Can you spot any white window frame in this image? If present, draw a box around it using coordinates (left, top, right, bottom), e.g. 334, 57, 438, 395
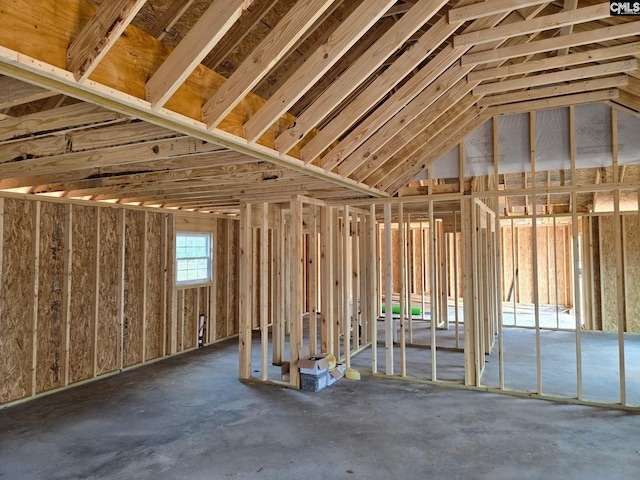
176, 232, 212, 286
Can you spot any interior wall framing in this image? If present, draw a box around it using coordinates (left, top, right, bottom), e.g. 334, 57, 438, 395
237, 196, 378, 388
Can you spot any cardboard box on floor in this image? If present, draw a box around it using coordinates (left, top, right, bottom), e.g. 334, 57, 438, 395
327, 365, 346, 386
298, 346, 330, 375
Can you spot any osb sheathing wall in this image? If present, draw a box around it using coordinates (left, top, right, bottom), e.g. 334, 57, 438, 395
0, 196, 239, 405
500, 225, 572, 307
175, 214, 239, 343
583, 214, 640, 334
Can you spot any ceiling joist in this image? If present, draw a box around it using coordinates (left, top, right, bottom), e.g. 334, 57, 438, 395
462, 20, 640, 66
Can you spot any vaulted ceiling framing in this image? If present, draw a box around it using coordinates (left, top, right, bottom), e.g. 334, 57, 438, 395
0, 0, 638, 212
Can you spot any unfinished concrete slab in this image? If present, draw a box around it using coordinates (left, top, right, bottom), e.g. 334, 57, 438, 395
2, 339, 639, 480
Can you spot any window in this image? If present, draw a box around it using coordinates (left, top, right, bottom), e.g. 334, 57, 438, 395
176, 233, 212, 285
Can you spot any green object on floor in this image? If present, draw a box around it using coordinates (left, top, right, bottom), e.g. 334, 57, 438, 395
381, 305, 422, 315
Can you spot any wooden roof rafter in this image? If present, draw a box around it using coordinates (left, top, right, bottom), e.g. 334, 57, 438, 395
273, 0, 451, 156
202, 0, 340, 128
242, 0, 396, 143
461, 20, 640, 66
146, 0, 255, 110
328, 3, 550, 180
67, 0, 148, 81
0, 0, 639, 207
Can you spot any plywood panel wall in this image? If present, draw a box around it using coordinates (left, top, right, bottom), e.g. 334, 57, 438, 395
183, 288, 197, 350
165, 215, 176, 354
0, 196, 240, 406
97, 208, 121, 375
0, 199, 35, 403
123, 210, 144, 368
599, 215, 618, 332
145, 212, 164, 361
517, 227, 534, 305
624, 215, 640, 333
35, 202, 67, 394
68, 205, 97, 384
536, 225, 550, 305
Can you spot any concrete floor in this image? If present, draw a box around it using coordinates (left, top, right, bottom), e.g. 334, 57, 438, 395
482, 328, 640, 405
348, 309, 640, 406
2, 338, 640, 480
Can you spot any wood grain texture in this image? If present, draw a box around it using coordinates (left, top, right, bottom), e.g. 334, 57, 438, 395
215, 219, 228, 340
145, 212, 164, 361
599, 215, 618, 332
165, 215, 176, 353
123, 210, 145, 367
0, 0, 294, 145
67, 0, 147, 80
229, 220, 240, 336
623, 216, 640, 333
96, 208, 120, 375
536, 225, 550, 305
517, 226, 534, 305
183, 288, 197, 350
0, 199, 35, 403
68, 205, 97, 383
35, 202, 66, 394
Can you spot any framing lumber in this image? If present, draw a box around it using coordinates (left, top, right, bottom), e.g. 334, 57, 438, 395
30, 201, 40, 396
242, 0, 395, 143
309, 205, 318, 355
557, 0, 579, 56
484, 89, 619, 117
260, 203, 268, 381
366, 99, 479, 189
204, 0, 276, 70
274, 0, 449, 155
384, 111, 489, 194
398, 202, 406, 377
344, 80, 476, 180
238, 202, 252, 380
461, 22, 640, 66
320, 205, 334, 354
0, 77, 58, 110
0, 137, 223, 179
0, 103, 127, 143
383, 203, 393, 375
343, 206, 351, 367
67, 0, 148, 81
304, 3, 462, 166
0, 37, 388, 199
146, 0, 253, 109
369, 204, 377, 374
429, 201, 437, 380
289, 196, 304, 387
468, 41, 640, 82
473, 59, 638, 96
89, 208, 100, 375
324, 3, 547, 176
454, 3, 609, 48
150, 0, 195, 40
448, 0, 549, 24
256, 2, 360, 103
202, 0, 337, 128
478, 75, 628, 107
